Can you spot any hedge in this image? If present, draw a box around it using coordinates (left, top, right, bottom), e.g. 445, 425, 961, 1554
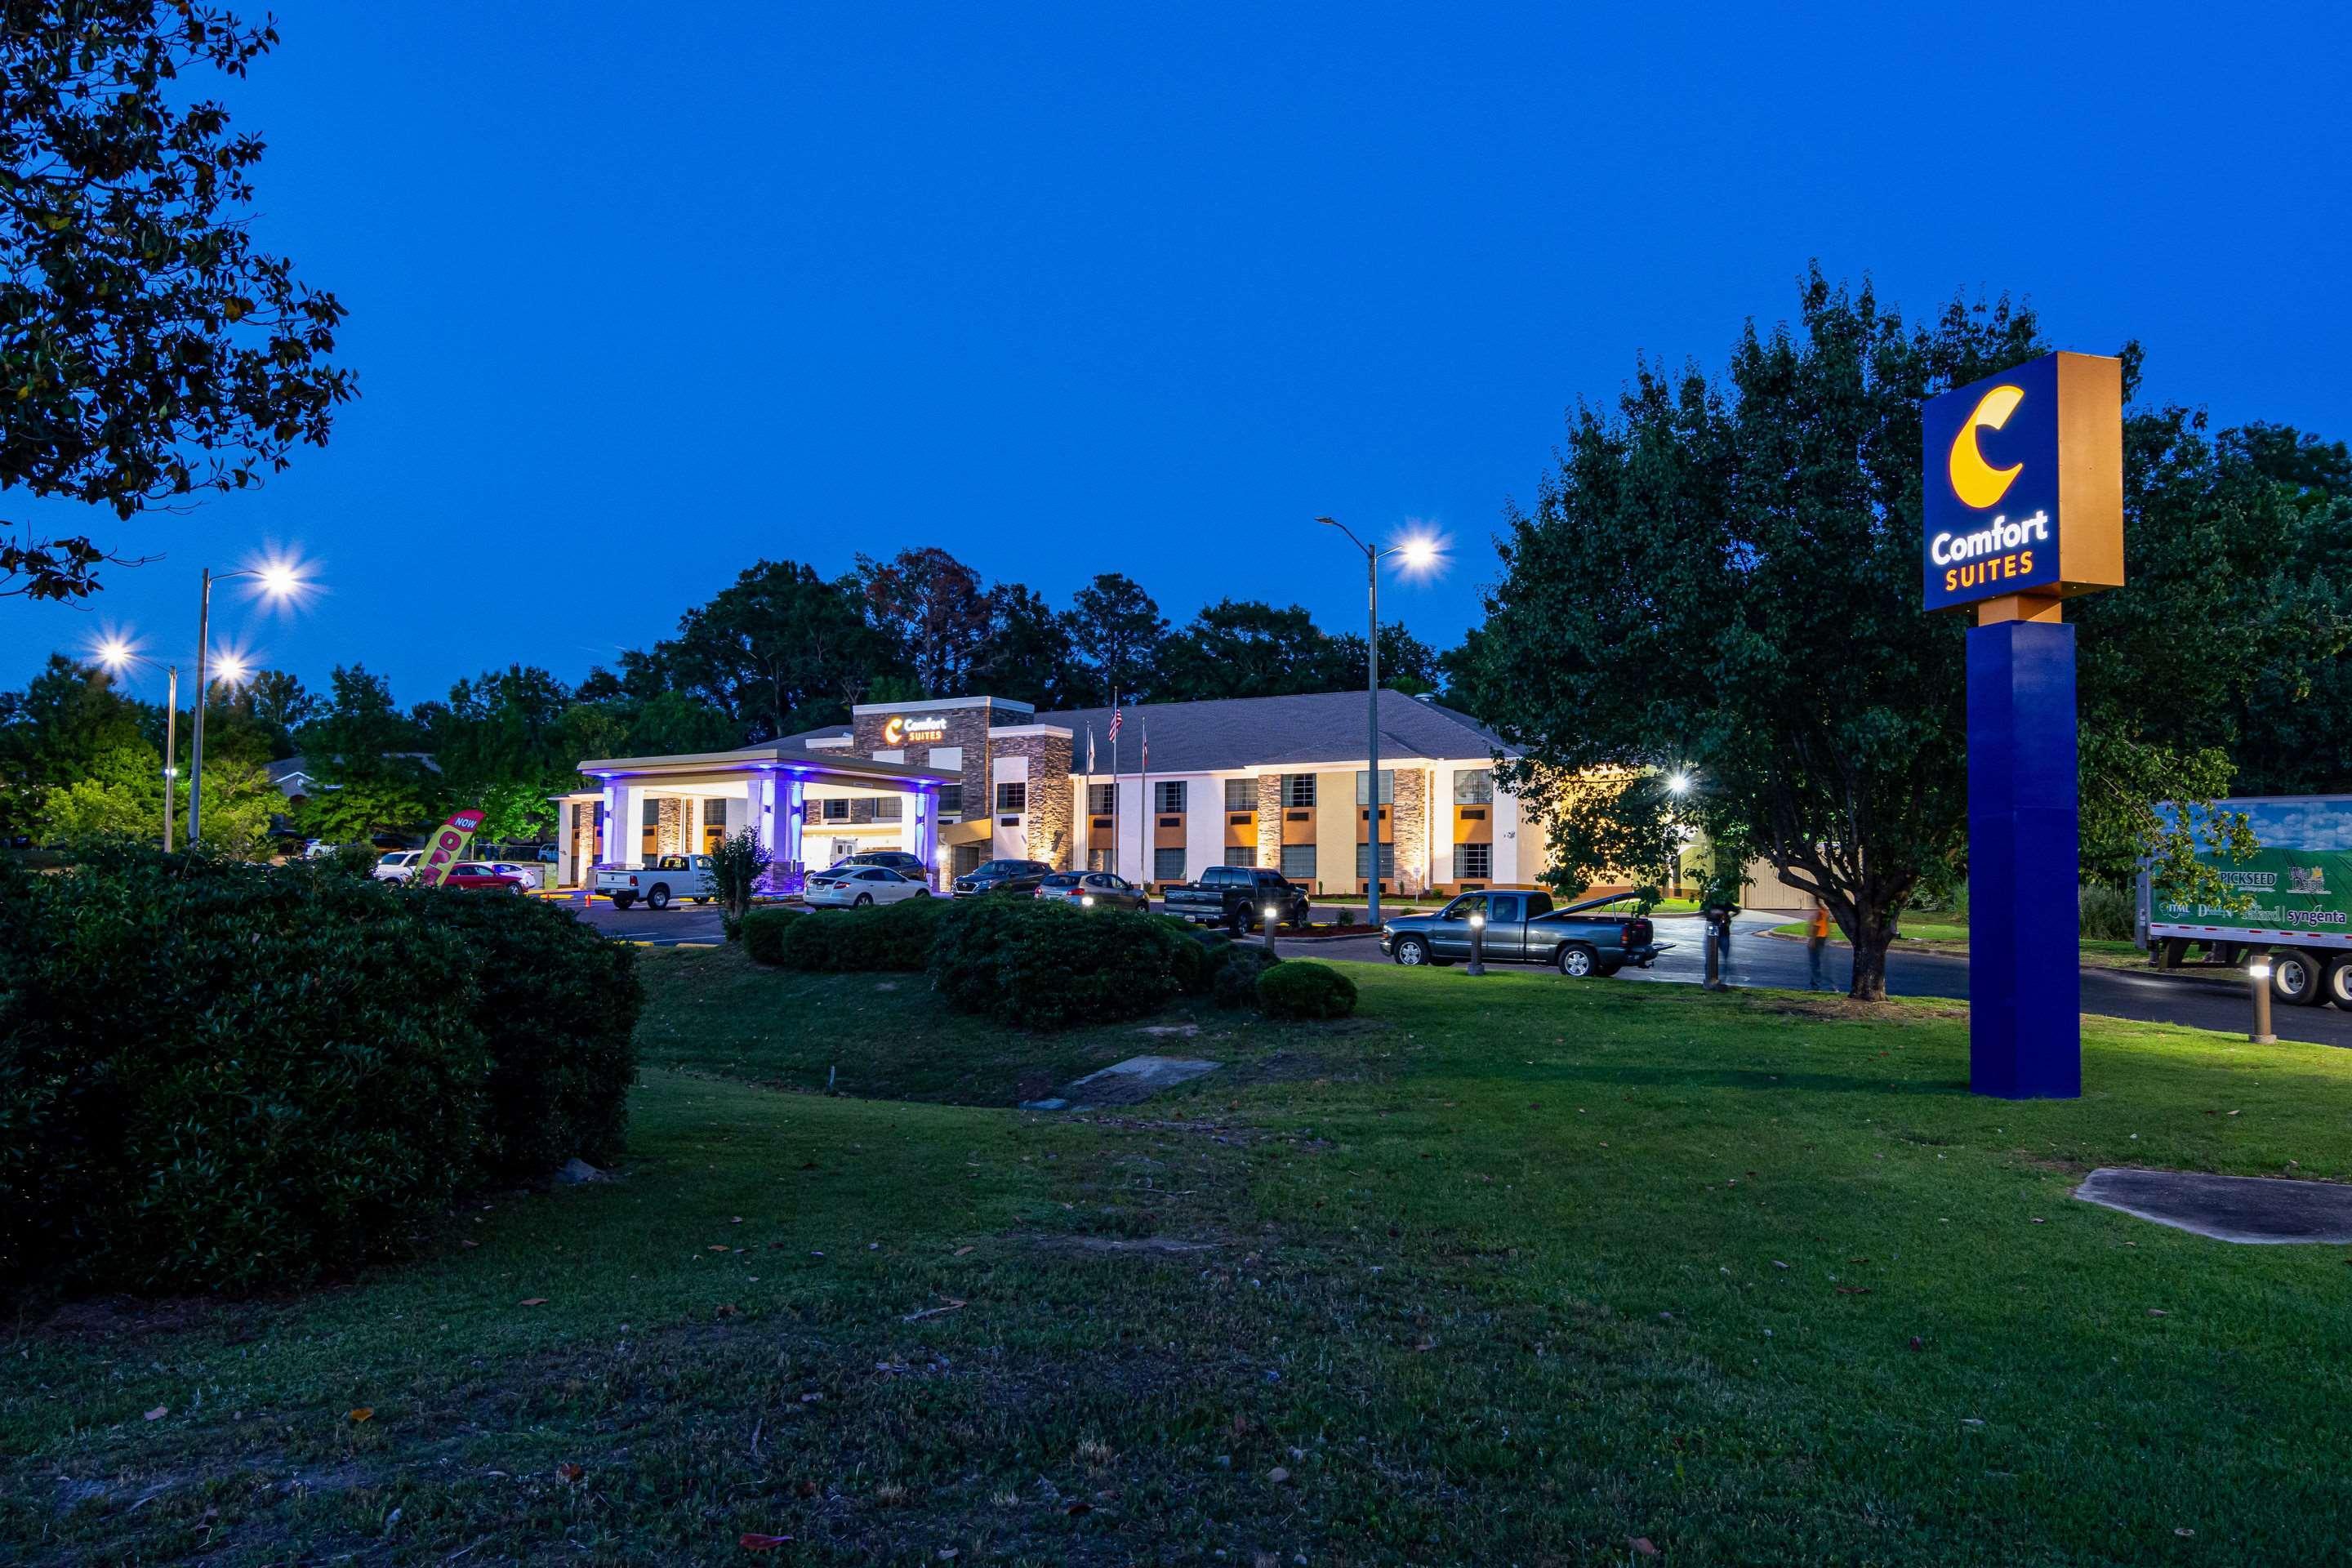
1256, 958, 1358, 1020
771, 895, 946, 971
929, 898, 1186, 1030
740, 906, 806, 964
0, 850, 642, 1297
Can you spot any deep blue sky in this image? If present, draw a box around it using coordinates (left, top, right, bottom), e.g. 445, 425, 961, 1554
7, 2, 2347, 706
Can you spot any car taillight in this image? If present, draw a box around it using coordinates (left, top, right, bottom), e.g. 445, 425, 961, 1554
1621, 920, 1650, 946
629, 875, 639, 887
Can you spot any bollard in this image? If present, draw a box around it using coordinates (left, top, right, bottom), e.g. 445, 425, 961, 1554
2248, 956, 2276, 1043
1703, 913, 1722, 991
1467, 911, 1487, 976
1261, 902, 1280, 956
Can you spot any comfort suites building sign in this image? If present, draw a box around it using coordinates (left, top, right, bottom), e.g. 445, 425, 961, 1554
880, 713, 950, 746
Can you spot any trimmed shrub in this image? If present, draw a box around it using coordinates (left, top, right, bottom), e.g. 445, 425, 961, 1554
929, 898, 1186, 1030
740, 906, 805, 964
1211, 942, 1281, 1009
0, 850, 643, 1297
775, 895, 947, 972
1257, 959, 1358, 1020
410, 889, 644, 1182
1169, 929, 1218, 996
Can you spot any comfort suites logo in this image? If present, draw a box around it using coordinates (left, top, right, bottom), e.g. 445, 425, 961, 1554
1922, 353, 2069, 612
882, 714, 948, 746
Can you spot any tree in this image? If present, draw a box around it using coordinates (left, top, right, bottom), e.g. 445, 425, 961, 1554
1154, 599, 1356, 701
658, 559, 894, 740
236, 669, 316, 735
1466, 269, 2257, 1000
294, 665, 441, 842
0, 653, 149, 833
0, 3, 352, 601
38, 740, 161, 840
1068, 572, 1165, 705
1330, 623, 1446, 697
856, 547, 990, 697
969, 582, 1080, 708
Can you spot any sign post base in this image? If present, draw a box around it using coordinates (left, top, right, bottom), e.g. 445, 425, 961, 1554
1967, 613, 2082, 1099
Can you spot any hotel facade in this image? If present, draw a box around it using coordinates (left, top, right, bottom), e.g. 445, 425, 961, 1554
552, 688, 1554, 897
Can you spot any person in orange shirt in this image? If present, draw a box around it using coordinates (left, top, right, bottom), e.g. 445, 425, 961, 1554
1807, 898, 1833, 992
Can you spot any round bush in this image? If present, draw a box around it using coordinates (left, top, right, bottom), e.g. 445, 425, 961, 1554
1256, 958, 1358, 1020
1168, 929, 1220, 996
0, 850, 644, 1296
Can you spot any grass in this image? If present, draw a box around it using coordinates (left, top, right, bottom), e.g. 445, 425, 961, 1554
1767, 919, 2148, 968
10, 956, 2352, 1564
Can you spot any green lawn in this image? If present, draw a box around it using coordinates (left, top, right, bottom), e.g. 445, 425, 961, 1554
9, 952, 2352, 1564
1767, 920, 2147, 967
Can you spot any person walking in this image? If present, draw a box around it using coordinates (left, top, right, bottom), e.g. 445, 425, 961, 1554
1806, 898, 1833, 991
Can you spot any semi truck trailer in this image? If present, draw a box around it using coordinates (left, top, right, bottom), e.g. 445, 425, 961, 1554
2138, 795, 2352, 1009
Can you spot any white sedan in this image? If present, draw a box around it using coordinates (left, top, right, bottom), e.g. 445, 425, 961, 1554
804, 865, 932, 907
373, 850, 422, 882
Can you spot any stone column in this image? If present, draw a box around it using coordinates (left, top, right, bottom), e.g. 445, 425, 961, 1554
1256, 773, 1283, 870
655, 796, 683, 856
1392, 767, 1430, 896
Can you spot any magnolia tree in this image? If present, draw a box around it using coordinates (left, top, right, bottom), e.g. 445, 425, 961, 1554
1463, 270, 2321, 999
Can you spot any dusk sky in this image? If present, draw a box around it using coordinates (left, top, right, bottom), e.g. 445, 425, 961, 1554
6, 2, 2346, 706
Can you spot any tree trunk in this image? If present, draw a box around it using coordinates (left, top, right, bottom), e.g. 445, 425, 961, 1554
1848, 911, 1895, 1000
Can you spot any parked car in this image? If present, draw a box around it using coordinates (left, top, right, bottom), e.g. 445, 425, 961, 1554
806, 864, 933, 908
475, 859, 546, 891
439, 861, 528, 893
536, 842, 561, 863
951, 858, 1052, 898
1035, 870, 1149, 911
595, 853, 717, 911
831, 849, 930, 878
1379, 889, 1668, 977
1162, 864, 1313, 932
373, 850, 424, 882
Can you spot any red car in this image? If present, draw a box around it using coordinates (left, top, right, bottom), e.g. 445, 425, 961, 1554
436, 861, 527, 893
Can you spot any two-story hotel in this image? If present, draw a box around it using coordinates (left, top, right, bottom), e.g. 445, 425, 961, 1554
551, 688, 1553, 895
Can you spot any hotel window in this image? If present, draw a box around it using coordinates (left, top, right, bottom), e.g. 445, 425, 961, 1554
822, 797, 849, 822
1088, 782, 1117, 816
938, 784, 963, 817
1224, 777, 1254, 812
1454, 768, 1494, 804
873, 796, 902, 822
1354, 768, 1396, 805
1455, 842, 1493, 880
1155, 780, 1187, 813
1223, 846, 1258, 869
1283, 773, 1316, 808
1355, 842, 1396, 881
1087, 848, 1116, 872
995, 781, 1027, 813
702, 799, 729, 853
1279, 844, 1316, 882
1154, 846, 1186, 882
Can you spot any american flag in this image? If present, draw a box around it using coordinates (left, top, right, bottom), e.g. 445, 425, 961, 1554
1107, 703, 1124, 742
1140, 715, 1149, 772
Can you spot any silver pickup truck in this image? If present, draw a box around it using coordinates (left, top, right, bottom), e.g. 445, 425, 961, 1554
595, 853, 716, 911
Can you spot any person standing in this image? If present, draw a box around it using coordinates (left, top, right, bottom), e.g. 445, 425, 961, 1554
1807, 898, 1833, 991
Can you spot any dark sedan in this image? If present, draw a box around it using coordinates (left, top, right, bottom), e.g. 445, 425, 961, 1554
952, 858, 1052, 897
832, 849, 929, 877
1035, 870, 1149, 911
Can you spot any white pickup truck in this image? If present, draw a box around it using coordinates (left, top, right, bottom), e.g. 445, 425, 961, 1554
595, 853, 717, 911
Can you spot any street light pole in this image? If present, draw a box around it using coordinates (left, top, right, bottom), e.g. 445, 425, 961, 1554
1320, 518, 1439, 933
189, 567, 213, 844
98, 641, 180, 850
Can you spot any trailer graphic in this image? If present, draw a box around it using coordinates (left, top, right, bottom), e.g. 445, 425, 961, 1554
2140, 795, 2352, 1009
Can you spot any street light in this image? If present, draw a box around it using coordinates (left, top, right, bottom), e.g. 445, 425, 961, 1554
189, 555, 310, 844
1317, 516, 1445, 932
95, 636, 181, 851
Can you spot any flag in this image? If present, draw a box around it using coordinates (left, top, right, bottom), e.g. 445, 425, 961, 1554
412, 808, 488, 889
1140, 715, 1149, 774
1107, 702, 1124, 743
1085, 724, 1097, 775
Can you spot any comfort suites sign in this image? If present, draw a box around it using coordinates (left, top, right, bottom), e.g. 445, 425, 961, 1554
1922, 350, 2123, 613
880, 713, 949, 746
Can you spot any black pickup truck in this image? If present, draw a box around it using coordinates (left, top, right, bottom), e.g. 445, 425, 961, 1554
1160, 865, 1314, 932
1378, 889, 1668, 977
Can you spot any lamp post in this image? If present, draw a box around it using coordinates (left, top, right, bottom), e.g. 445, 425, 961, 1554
1261, 902, 1280, 956
188, 559, 305, 844
96, 639, 180, 851
2247, 956, 2276, 1044
1317, 518, 1440, 933
1467, 910, 1487, 976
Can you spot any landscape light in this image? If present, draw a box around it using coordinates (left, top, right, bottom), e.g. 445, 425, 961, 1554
2248, 956, 2273, 982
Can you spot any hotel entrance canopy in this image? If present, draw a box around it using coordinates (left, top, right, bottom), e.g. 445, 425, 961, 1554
572, 742, 957, 884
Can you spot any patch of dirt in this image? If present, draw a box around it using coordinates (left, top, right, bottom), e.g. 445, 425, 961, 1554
31, 1294, 226, 1340
1027, 1235, 1223, 1256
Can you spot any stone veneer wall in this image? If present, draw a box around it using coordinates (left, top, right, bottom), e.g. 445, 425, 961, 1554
992, 731, 1075, 867
851, 704, 994, 819
1255, 773, 1282, 868
1392, 766, 1430, 895
655, 796, 683, 856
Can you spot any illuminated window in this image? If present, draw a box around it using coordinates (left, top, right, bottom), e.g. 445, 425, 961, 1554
1454, 768, 1494, 804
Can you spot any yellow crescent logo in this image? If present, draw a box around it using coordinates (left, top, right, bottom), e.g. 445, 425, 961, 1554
1947, 383, 2026, 510
882, 715, 905, 746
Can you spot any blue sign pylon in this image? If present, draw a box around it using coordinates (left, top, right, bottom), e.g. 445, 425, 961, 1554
1922, 351, 2122, 1100
1966, 620, 2082, 1098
